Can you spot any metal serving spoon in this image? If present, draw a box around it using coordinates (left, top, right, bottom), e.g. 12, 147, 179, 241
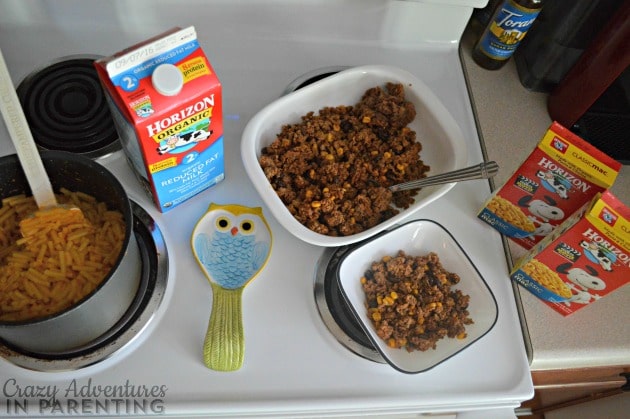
389, 161, 499, 192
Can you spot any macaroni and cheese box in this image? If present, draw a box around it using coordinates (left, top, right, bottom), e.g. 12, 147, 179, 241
510, 191, 630, 316
95, 26, 224, 212
478, 122, 621, 249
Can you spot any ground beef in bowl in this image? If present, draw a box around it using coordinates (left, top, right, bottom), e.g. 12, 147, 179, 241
259, 83, 430, 237
361, 250, 473, 352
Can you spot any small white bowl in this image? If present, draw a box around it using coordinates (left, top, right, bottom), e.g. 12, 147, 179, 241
241, 65, 467, 247
337, 219, 498, 373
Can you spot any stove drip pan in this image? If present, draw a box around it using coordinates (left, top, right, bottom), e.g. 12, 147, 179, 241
314, 246, 384, 363
16, 55, 121, 159
0, 201, 168, 371
283, 66, 350, 94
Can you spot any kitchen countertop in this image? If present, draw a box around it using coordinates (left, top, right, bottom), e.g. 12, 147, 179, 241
460, 21, 630, 372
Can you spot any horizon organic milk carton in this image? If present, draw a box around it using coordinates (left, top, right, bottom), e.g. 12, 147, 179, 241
478, 122, 621, 249
511, 191, 630, 316
95, 26, 224, 212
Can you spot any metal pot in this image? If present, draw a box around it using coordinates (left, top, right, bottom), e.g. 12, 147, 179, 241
0, 150, 141, 354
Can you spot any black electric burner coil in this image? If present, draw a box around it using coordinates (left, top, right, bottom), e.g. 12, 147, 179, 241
16, 55, 120, 157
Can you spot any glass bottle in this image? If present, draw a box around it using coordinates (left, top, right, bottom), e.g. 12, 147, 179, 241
472, 0, 543, 70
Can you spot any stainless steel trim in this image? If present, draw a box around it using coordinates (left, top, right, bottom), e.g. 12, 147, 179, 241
313, 248, 384, 363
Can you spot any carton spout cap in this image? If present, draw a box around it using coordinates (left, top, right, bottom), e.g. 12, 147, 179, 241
152, 63, 183, 96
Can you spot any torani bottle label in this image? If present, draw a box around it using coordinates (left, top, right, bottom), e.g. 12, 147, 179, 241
478, 0, 541, 61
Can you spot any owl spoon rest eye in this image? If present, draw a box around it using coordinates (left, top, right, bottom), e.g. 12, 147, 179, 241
191, 203, 273, 371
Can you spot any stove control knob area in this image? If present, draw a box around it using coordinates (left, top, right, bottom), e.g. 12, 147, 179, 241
152, 63, 183, 96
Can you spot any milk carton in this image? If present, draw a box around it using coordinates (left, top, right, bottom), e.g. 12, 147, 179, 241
95, 26, 224, 212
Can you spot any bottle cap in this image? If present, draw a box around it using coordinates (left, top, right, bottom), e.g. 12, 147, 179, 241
152, 63, 184, 96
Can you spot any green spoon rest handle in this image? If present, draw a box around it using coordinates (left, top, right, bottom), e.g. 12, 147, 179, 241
204, 283, 245, 371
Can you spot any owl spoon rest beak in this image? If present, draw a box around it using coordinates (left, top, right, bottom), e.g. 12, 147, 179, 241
191, 203, 273, 371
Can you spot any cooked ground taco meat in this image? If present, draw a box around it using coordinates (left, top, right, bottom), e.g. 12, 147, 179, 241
361, 250, 473, 352
259, 82, 429, 236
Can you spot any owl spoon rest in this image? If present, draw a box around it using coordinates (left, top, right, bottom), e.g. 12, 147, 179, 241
191, 203, 272, 371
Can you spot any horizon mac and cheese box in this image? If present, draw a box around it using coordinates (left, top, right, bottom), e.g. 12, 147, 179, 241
95, 26, 224, 212
478, 122, 621, 249
510, 191, 630, 316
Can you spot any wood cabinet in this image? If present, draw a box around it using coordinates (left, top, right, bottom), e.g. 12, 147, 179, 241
520, 366, 630, 418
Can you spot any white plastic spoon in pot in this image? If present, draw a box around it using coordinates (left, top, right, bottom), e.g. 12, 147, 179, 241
0, 48, 86, 238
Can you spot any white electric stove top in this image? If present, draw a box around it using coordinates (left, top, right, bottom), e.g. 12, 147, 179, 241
0, 1, 533, 417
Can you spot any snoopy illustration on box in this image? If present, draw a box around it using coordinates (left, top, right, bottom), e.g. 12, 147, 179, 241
579, 239, 615, 272
557, 263, 606, 306
518, 195, 565, 238
536, 169, 571, 200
